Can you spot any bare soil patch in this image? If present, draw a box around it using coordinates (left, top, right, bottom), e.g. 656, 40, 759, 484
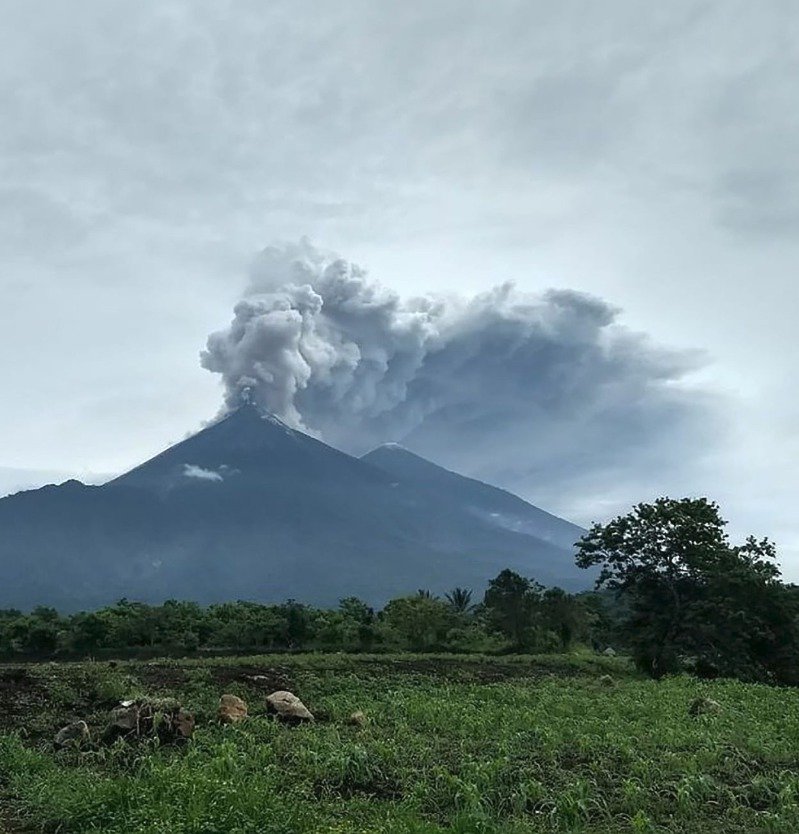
132, 663, 187, 690
0, 668, 48, 733
209, 664, 295, 692
0, 801, 27, 834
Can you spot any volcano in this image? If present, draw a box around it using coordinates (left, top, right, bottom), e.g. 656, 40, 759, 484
0, 404, 587, 610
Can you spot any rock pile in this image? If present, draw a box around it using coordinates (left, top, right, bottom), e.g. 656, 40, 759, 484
53, 686, 324, 748
107, 698, 195, 743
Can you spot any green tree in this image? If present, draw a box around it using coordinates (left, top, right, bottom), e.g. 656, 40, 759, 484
382, 596, 453, 651
540, 588, 586, 650
338, 597, 374, 624
179, 630, 200, 653
23, 619, 60, 654
338, 597, 377, 651
30, 606, 60, 624
482, 569, 543, 650
70, 611, 113, 653
280, 600, 314, 647
576, 497, 799, 681
445, 587, 474, 614
578, 591, 624, 651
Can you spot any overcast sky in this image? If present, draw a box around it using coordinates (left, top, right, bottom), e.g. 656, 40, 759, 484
1, 2, 798, 572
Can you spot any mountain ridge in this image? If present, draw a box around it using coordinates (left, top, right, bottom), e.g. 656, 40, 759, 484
0, 405, 588, 611
362, 444, 584, 551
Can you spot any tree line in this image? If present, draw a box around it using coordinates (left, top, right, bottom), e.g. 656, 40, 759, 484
0, 577, 612, 660
2, 496, 797, 685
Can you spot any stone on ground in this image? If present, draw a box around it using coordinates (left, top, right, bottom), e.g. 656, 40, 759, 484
689, 696, 722, 716
218, 694, 248, 724
266, 690, 314, 723
54, 720, 90, 748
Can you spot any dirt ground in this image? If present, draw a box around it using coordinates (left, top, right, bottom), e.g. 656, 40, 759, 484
208, 663, 295, 691
0, 668, 48, 734
0, 805, 24, 833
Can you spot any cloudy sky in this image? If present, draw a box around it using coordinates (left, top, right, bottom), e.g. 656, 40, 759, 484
1, 2, 798, 571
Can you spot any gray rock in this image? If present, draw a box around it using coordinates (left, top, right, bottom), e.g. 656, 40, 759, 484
55, 720, 90, 748
110, 704, 139, 732
266, 690, 314, 724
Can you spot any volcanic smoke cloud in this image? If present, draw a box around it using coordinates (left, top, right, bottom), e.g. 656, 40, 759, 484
201, 240, 713, 508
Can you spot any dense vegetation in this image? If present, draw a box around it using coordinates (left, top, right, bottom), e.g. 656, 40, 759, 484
2, 653, 799, 833
576, 497, 799, 685
0, 579, 613, 660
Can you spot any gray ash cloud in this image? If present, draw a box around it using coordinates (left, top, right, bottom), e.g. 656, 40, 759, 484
201, 240, 716, 513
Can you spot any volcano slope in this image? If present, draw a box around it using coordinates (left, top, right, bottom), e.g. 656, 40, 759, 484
0, 404, 586, 610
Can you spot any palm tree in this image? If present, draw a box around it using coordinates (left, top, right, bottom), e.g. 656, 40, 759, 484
445, 587, 474, 614
416, 589, 436, 600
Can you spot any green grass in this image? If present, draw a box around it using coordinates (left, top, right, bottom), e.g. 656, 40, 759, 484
1, 653, 799, 832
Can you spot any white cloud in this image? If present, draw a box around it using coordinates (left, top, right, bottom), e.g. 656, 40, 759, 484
182, 464, 224, 482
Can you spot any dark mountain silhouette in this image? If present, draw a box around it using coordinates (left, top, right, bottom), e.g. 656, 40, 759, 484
0, 404, 587, 611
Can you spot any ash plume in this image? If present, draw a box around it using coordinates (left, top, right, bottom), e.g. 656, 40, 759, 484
201, 239, 715, 510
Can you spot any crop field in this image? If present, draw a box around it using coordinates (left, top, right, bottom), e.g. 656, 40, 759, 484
1, 653, 799, 833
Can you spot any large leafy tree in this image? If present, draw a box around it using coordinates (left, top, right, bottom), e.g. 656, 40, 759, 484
540, 588, 587, 650
482, 569, 543, 649
576, 497, 799, 682
381, 596, 454, 651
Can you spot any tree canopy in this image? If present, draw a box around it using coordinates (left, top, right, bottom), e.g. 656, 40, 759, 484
576, 497, 799, 683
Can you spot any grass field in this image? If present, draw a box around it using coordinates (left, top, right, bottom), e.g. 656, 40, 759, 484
1, 653, 799, 833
